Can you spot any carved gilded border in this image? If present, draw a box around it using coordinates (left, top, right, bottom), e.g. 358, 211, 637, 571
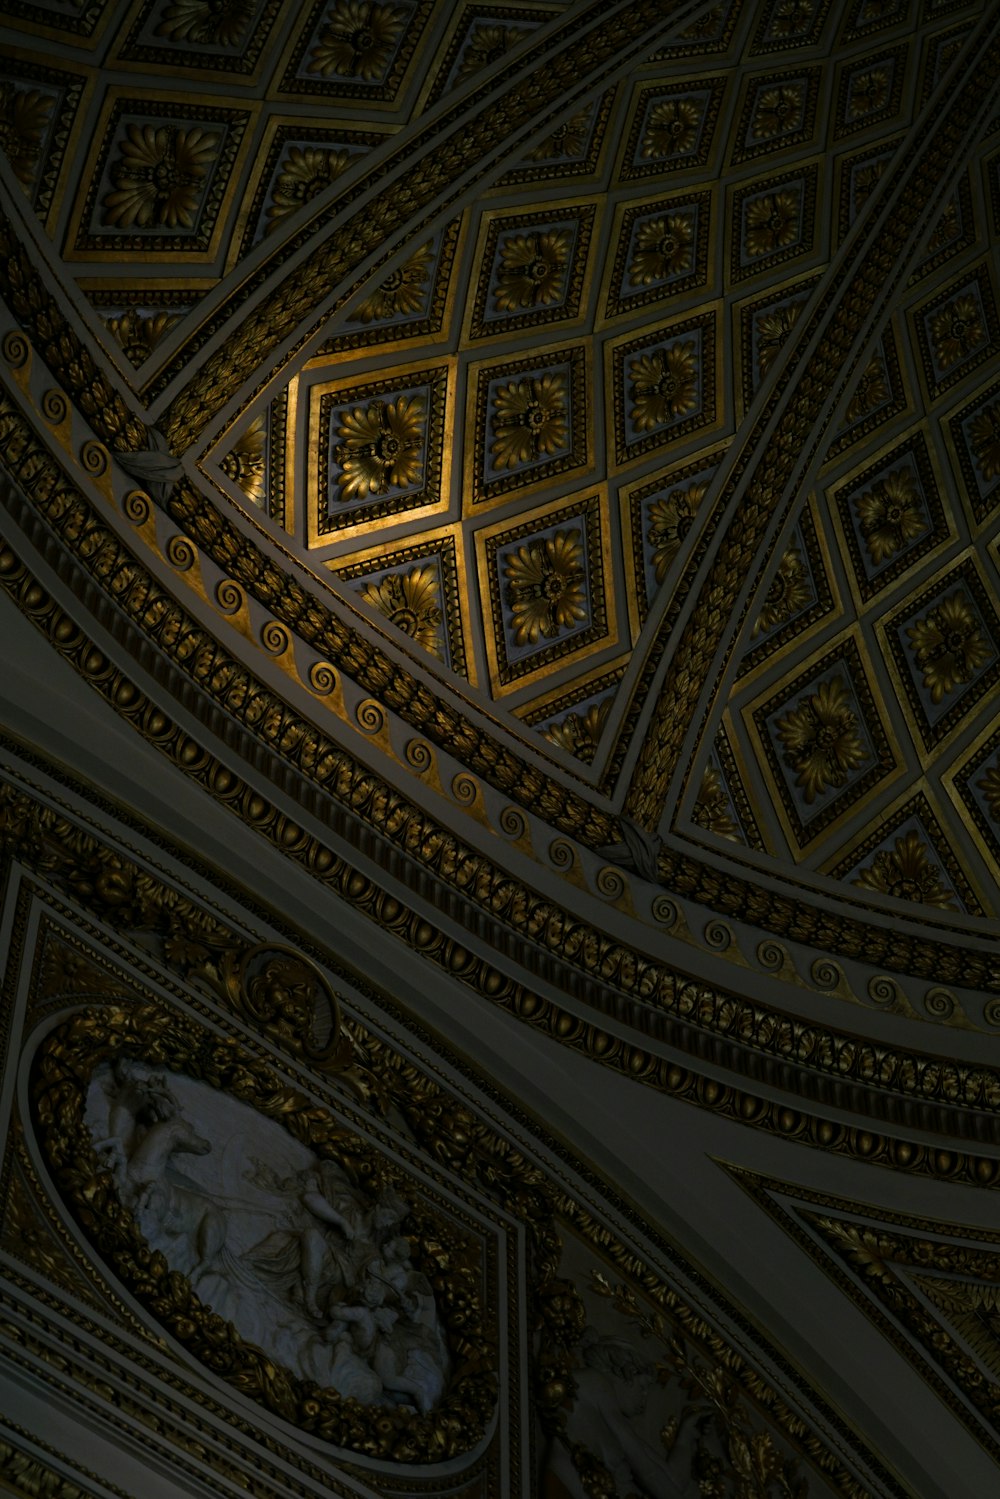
2, 587, 1000, 1168
30, 1002, 497, 1463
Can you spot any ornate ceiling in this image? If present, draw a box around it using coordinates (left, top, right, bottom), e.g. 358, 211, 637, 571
3, 0, 1000, 1488
6, 0, 1000, 929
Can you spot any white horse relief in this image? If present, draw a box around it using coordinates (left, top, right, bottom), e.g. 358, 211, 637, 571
85, 1060, 449, 1412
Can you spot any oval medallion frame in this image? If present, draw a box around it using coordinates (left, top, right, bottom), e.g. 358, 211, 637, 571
30, 1003, 497, 1464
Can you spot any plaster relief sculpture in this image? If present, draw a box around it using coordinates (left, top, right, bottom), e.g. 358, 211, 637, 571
85, 1059, 449, 1414
537, 1245, 816, 1498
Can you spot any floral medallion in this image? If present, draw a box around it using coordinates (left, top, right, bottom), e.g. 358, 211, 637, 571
691, 762, 740, 841
360, 566, 443, 657
310, 364, 450, 538
883, 563, 1000, 748
829, 798, 981, 915
307, 0, 407, 82
502, 529, 587, 647
467, 346, 589, 508
469, 206, 596, 339
906, 592, 993, 706
453, 21, 534, 84
622, 454, 725, 630
501, 91, 616, 185
730, 166, 817, 281
751, 0, 831, 53
826, 328, 905, 458
154, 0, 255, 46
731, 68, 818, 162
618, 79, 726, 183
538, 694, 613, 764
738, 503, 835, 678
104, 306, 182, 368
476, 493, 610, 690
610, 313, 718, 465
832, 436, 948, 602
74, 102, 250, 256
835, 45, 905, 136
318, 218, 463, 356
219, 415, 267, 507
280, 0, 428, 102
102, 123, 220, 231
852, 830, 957, 910
238, 126, 380, 254
353, 241, 435, 324
646, 480, 707, 586
753, 541, 813, 637
917, 266, 998, 395
752, 639, 894, 844
335, 536, 467, 674
604, 191, 711, 321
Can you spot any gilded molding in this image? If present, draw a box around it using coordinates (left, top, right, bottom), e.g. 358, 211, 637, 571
3, 725, 1000, 1172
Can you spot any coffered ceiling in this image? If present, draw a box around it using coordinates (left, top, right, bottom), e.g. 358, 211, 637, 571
4, 0, 1000, 1106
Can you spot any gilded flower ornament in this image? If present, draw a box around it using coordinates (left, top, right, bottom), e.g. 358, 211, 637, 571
744, 191, 800, 257
853, 832, 956, 910
855, 467, 926, 566
334, 395, 425, 498
503, 529, 587, 647
930, 294, 984, 370
267, 146, 352, 230
772, 0, 813, 36
629, 214, 694, 286
494, 230, 570, 312
756, 303, 802, 379
692, 764, 739, 840
490, 373, 568, 470
642, 99, 700, 159
456, 24, 529, 82
307, 0, 405, 80
776, 676, 867, 803
102, 124, 219, 230
753, 86, 803, 139
969, 401, 1000, 482
526, 108, 590, 162
541, 699, 611, 762
359, 566, 443, 657
849, 69, 889, 118
647, 481, 706, 583
844, 353, 888, 425
905, 590, 991, 704
630, 342, 699, 432
753, 544, 811, 636
105, 308, 181, 367
0, 82, 53, 188
352, 241, 434, 324
155, 0, 254, 46
220, 416, 266, 506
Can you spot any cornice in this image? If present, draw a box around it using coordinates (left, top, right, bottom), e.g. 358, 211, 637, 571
5, 512, 1000, 1168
